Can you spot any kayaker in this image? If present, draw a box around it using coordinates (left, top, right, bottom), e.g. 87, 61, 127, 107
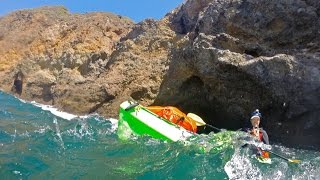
247, 109, 269, 145
243, 109, 270, 160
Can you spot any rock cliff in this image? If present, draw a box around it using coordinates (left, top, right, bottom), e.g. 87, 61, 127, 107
163, 0, 320, 148
0, 1, 319, 149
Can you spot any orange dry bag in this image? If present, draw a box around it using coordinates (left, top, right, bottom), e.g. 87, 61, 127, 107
147, 106, 197, 133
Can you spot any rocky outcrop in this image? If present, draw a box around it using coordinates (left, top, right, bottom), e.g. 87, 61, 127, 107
160, 0, 320, 148
0, 7, 177, 117
0, 1, 319, 149
0, 6, 135, 113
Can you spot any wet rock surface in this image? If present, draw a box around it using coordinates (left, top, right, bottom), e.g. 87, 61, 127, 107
0, 1, 319, 149
164, 0, 320, 148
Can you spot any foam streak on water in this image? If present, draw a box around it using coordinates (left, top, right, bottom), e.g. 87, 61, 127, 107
0, 90, 320, 179
31, 101, 86, 120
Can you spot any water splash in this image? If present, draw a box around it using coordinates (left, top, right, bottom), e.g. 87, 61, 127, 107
1, 90, 320, 179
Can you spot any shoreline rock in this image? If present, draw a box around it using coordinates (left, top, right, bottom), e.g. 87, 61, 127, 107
0, 1, 319, 150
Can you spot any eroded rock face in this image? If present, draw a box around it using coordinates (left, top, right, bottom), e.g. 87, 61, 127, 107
0, 7, 177, 117
161, 0, 320, 148
0, 6, 135, 113
89, 18, 178, 117
0, 1, 319, 149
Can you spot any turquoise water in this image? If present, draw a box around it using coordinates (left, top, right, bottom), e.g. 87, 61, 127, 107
0, 90, 320, 179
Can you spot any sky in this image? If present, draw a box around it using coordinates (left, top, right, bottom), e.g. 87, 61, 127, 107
0, 0, 185, 22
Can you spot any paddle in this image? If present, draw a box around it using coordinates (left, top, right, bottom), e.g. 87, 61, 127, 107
242, 144, 302, 164
184, 112, 301, 164
187, 113, 221, 132
266, 150, 301, 163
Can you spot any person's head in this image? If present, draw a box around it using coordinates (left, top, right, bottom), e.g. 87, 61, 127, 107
250, 109, 261, 128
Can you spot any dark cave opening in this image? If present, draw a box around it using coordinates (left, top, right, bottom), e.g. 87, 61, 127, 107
155, 75, 246, 134
12, 71, 24, 96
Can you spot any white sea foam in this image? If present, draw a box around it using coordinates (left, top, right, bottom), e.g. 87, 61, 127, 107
107, 118, 119, 132
29, 100, 119, 128
31, 101, 86, 120
11, 93, 119, 130
18, 98, 26, 103
12, 94, 82, 120
224, 148, 262, 179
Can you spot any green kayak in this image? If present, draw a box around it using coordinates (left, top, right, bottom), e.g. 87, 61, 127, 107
117, 100, 278, 164
117, 100, 194, 142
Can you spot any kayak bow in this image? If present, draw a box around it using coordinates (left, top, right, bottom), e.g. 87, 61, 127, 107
118, 100, 194, 142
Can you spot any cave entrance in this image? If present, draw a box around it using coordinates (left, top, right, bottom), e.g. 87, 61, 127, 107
155, 75, 245, 134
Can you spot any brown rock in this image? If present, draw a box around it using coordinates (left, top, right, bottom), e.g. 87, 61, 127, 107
163, 0, 320, 148
0, 1, 320, 149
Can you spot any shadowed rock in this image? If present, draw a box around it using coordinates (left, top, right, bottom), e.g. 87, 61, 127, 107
0, 1, 319, 149
12, 71, 24, 95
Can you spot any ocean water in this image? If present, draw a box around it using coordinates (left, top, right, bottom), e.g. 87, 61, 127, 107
0, 90, 320, 179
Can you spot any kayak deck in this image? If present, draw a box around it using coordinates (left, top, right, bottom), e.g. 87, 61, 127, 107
118, 100, 193, 142
256, 156, 272, 164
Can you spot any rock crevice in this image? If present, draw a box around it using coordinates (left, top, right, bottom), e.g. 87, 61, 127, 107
0, 1, 319, 149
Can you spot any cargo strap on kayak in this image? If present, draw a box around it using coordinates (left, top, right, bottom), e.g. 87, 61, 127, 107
125, 100, 139, 111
